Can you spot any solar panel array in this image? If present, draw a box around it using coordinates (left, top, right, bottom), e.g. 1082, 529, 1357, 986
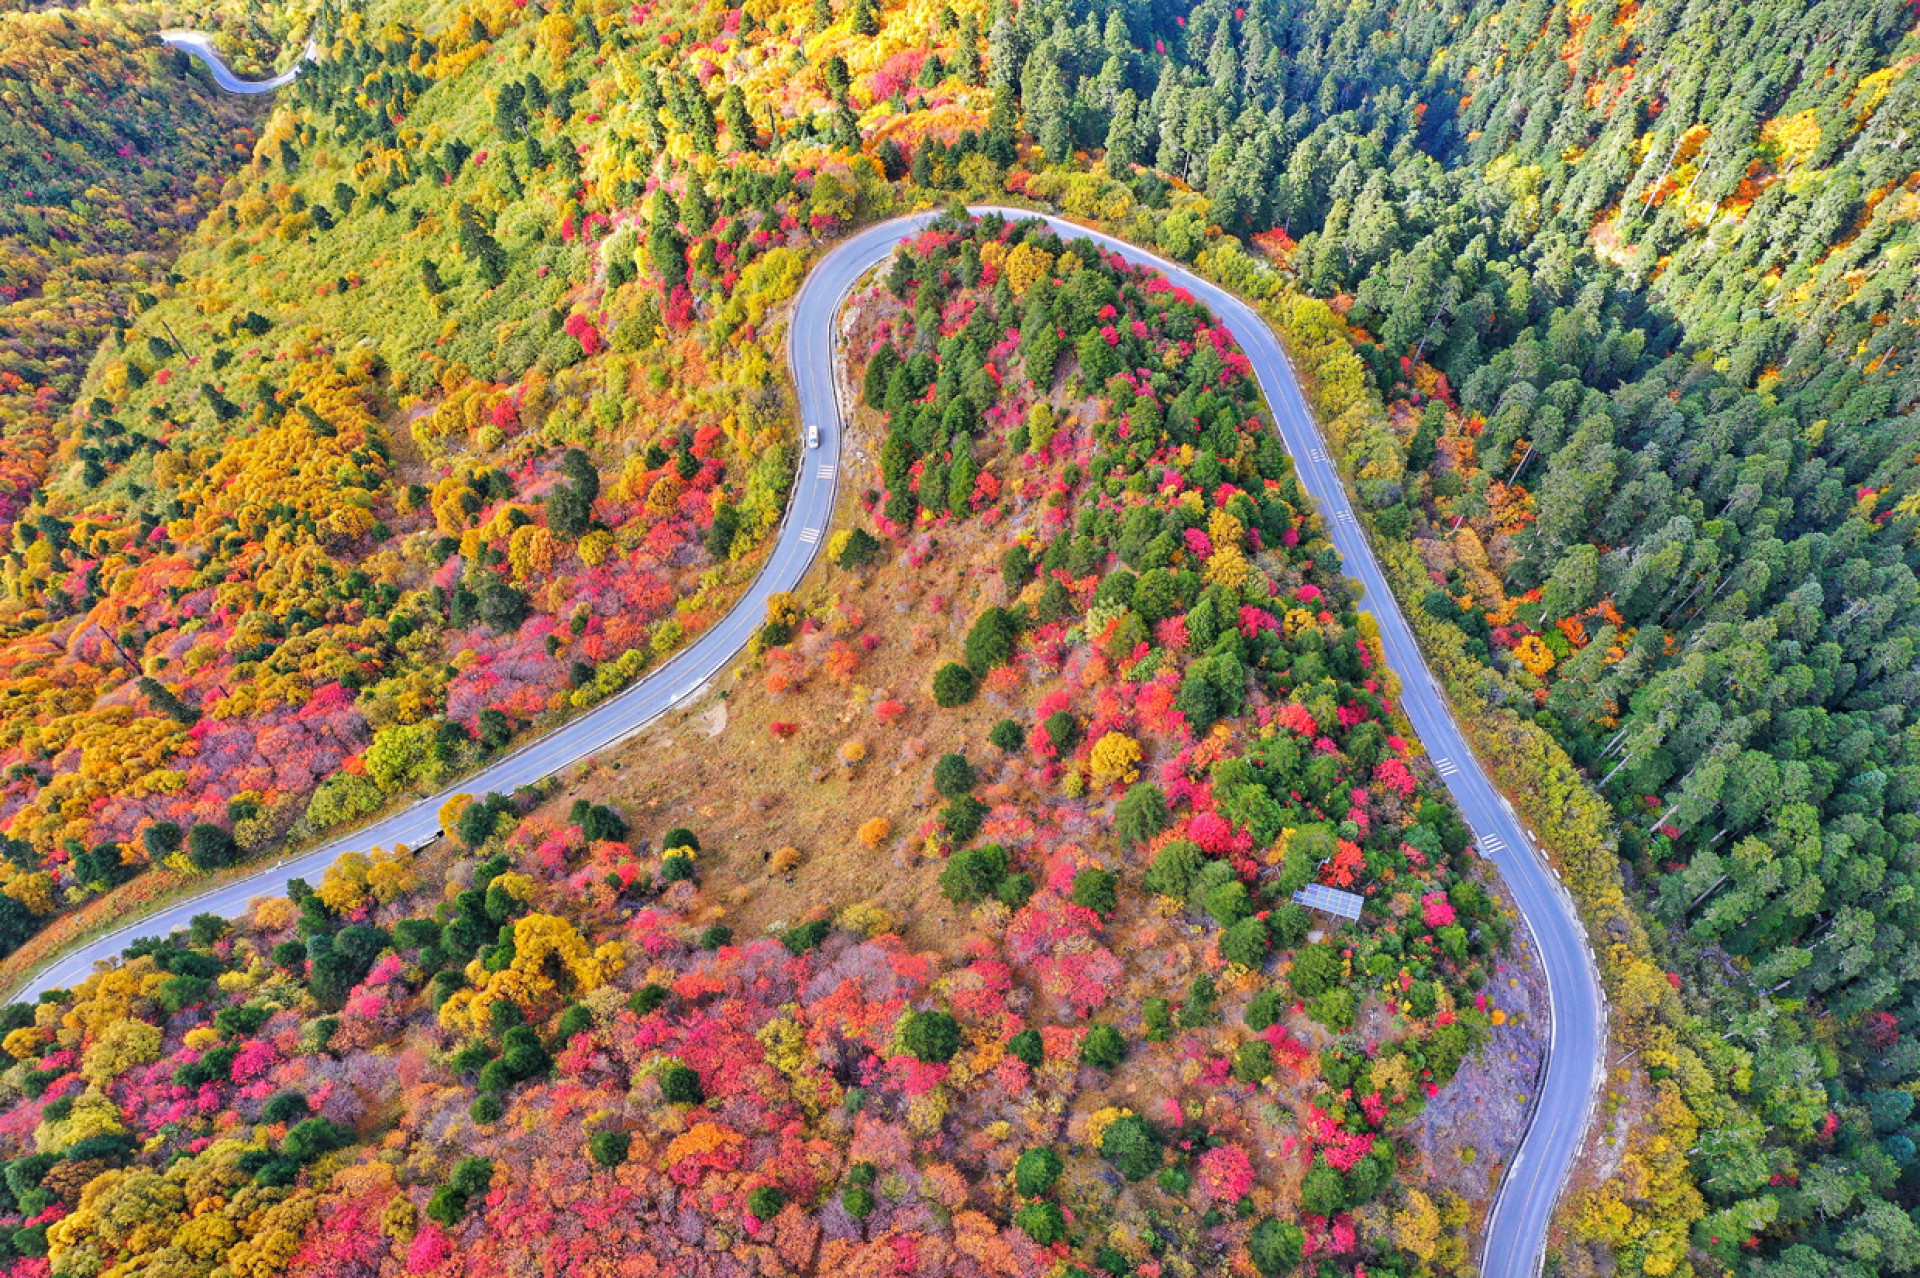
1291, 883, 1364, 920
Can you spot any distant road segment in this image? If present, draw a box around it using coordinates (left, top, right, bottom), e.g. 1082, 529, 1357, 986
160, 30, 315, 94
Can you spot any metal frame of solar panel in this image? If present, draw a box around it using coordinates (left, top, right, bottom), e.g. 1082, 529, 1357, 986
1291, 883, 1363, 920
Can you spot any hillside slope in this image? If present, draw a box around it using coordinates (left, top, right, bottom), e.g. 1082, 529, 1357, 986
0, 0, 1915, 1273
0, 208, 1530, 1278
0, 4, 263, 539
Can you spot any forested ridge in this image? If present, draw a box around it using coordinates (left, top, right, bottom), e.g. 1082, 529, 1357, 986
976, 0, 1920, 1271
982, 1, 1920, 1273
0, 4, 263, 539
0, 0, 1915, 1273
969, 0, 1920, 1270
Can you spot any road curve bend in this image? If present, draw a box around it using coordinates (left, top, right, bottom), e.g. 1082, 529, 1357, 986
19, 206, 1602, 1277
13, 225, 890, 1001
160, 30, 315, 93
951, 205, 1607, 1278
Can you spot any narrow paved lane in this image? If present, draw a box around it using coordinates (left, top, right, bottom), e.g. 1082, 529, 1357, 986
159, 30, 316, 93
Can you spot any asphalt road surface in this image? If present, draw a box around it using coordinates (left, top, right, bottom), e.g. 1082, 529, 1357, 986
159, 30, 315, 93
26, 53, 1602, 1260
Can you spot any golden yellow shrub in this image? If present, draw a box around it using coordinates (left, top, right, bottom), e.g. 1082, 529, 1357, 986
1088, 731, 1143, 788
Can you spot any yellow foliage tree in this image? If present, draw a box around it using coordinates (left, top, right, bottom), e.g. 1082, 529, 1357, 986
1002, 243, 1054, 296
1207, 507, 1245, 552
366, 844, 420, 904
764, 591, 801, 635
441, 913, 617, 1032
1204, 543, 1250, 590
756, 1015, 826, 1114
1085, 1106, 1130, 1150
440, 793, 475, 842
82, 1017, 162, 1085
858, 816, 891, 848
507, 522, 562, 584
46, 1167, 185, 1265
2, 871, 54, 915
1512, 633, 1556, 678
182, 359, 386, 546
537, 11, 576, 70
1088, 731, 1143, 788
578, 528, 617, 566
1392, 1188, 1441, 1263
837, 900, 896, 938
1026, 403, 1056, 453
36, 1091, 128, 1155
226, 1191, 319, 1278
2, 1025, 46, 1060
665, 1121, 742, 1170
1761, 109, 1822, 168
65, 961, 166, 1042
645, 472, 686, 514
317, 850, 372, 913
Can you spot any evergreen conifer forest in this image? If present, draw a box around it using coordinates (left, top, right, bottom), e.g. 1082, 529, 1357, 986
0, 0, 1915, 1274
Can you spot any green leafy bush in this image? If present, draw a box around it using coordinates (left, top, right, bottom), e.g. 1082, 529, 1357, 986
931, 662, 976, 707
1233, 1040, 1274, 1083
1249, 1219, 1305, 1276
1100, 1114, 1162, 1181
1007, 1029, 1044, 1067
1288, 943, 1341, 1000
1179, 973, 1217, 1028
939, 842, 1008, 903
1114, 783, 1169, 848
781, 919, 831, 954
1299, 1163, 1346, 1216
1219, 915, 1270, 967
1142, 840, 1203, 897
1244, 988, 1285, 1031
659, 1063, 705, 1105
1013, 1147, 1063, 1196
933, 752, 977, 797
1081, 1024, 1125, 1069
963, 606, 1017, 671
1071, 867, 1118, 917
996, 871, 1036, 910
940, 795, 989, 844
1014, 1200, 1067, 1245
900, 1010, 962, 1063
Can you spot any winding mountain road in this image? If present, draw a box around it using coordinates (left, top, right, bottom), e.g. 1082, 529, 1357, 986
160, 29, 316, 93
39, 49, 1605, 1264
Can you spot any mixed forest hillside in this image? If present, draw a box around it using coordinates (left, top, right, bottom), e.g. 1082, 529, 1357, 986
0, 0, 1913, 1274
0, 3, 269, 543
0, 206, 1533, 1278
